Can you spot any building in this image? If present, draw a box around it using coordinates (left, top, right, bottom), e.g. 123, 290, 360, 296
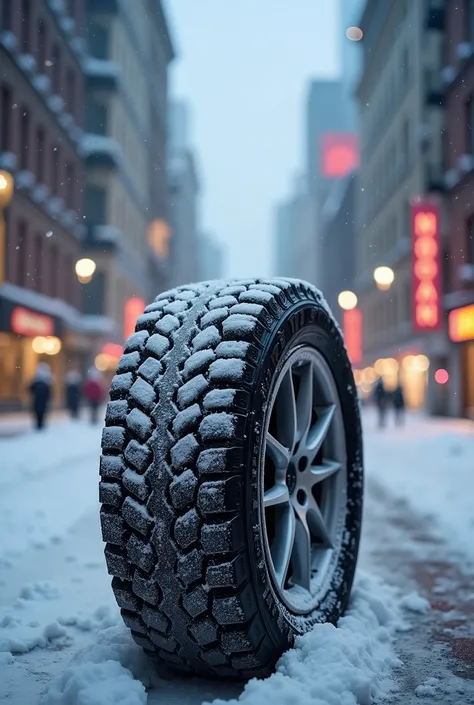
82, 0, 174, 373
355, 0, 447, 411
443, 0, 474, 419
197, 233, 224, 282
167, 102, 200, 287
340, 0, 366, 126
0, 0, 96, 410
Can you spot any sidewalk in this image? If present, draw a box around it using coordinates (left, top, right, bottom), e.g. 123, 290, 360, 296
0, 407, 105, 438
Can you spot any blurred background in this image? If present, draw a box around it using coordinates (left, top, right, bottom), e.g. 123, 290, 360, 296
0, 0, 473, 420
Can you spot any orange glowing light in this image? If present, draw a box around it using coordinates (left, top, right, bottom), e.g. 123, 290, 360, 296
411, 203, 442, 332
343, 307, 362, 365
124, 297, 145, 342
448, 304, 474, 342
321, 133, 358, 178
101, 342, 124, 359
148, 219, 170, 259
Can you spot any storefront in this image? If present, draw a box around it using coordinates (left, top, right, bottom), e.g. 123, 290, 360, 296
449, 303, 474, 419
354, 351, 430, 410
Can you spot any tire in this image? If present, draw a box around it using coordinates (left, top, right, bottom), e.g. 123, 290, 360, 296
99, 277, 363, 680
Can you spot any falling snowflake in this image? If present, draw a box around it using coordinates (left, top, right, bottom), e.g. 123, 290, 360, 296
45, 60, 54, 67
46, 231, 53, 238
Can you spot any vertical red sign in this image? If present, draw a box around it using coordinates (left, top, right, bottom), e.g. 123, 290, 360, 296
411, 202, 442, 332
124, 297, 145, 341
343, 308, 362, 365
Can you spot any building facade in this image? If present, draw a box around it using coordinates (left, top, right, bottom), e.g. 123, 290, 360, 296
355, 0, 447, 411
197, 233, 224, 282
0, 0, 92, 409
443, 0, 474, 419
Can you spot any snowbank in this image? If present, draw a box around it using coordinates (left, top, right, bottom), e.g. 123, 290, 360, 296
40, 572, 405, 705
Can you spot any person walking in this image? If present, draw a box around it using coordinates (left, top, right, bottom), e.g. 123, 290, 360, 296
373, 377, 387, 429
83, 368, 105, 424
392, 381, 405, 427
29, 362, 53, 430
65, 369, 82, 419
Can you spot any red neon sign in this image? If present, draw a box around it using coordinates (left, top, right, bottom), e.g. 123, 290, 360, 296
102, 343, 124, 359
124, 297, 145, 342
343, 307, 362, 365
411, 202, 442, 332
321, 133, 359, 178
11, 307, 54, 337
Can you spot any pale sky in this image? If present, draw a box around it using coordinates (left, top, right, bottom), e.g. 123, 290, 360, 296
166, 1, 340, 278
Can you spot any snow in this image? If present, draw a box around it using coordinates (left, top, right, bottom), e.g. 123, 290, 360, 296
209, 358, 246, 383
399, 592, 431, 615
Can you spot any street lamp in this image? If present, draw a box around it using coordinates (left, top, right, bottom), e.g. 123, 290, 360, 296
75, 257, 96, 284
338, 290, 358, 310
0, 170, 14, 286
374, 266, 395, 291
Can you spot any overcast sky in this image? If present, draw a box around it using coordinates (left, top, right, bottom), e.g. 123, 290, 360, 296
166, 1, 340, 278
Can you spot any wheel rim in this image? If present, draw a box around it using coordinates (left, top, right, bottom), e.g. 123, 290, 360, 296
261, 345, 347, 613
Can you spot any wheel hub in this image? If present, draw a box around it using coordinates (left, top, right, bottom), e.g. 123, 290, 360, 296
286, 462, 297, 495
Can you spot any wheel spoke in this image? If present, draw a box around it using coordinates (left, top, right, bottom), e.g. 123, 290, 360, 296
291, 513, 312, 591
306, 404, 336, 460
309, 460, 342, 486
266, 432, 290, 472
271, 505, 295, 588
307, 498, 334, 548
295, 361, 313, 442
275, 368, 297, 451
264, 483, 290, 508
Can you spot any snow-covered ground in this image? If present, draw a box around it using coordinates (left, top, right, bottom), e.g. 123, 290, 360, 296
0, 411, 472, 704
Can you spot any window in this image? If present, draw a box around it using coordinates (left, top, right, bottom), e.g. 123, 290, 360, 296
52, 44, 61, 94
468, 216, 474, 265
36, 127, 45, 183
1, 85, 11, 151
65, 162, 75, 209
51, 143, 60, 194
20, 108, 29, 170
35, 234, 43, 292
87, 23, 109, 59
465, 95, 474, 154
66, 68, 76, 115
21, 0, 31, 53
38, 19, 47, 71
85, 100, 108, 135
85, 186, 107, 224
17, 221, 28, 287
1, 0, 11, 31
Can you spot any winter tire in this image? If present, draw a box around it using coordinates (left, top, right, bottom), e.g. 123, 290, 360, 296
99, 277, 363, 680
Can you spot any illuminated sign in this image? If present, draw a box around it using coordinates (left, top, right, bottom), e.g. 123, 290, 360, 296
449, 303, 474, 342
102, 342, 124, 359
148, 219, 170, 259
321, 133, 358, 178
11, 307, 54, 337
343, 307, 362, 365
124, 297, 145, 341
411, 202, 442, 332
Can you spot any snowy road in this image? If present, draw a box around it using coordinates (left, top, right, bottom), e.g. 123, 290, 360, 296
0, 412, 473, 704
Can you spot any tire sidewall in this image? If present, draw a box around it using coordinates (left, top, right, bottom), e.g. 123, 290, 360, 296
245, 300, 364, 650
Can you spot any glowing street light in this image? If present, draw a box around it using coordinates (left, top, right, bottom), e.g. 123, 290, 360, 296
0, 170, 14, 286
75, 258, 96, 284
338, 290, 358, 310
374, 266, 395, 291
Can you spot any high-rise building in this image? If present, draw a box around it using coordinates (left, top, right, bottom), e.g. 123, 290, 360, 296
0, 0, 92, 409
82, 0, 174, 368
340, 0, 365, 117
197, 233, 224, 282
355, 0, 446, 411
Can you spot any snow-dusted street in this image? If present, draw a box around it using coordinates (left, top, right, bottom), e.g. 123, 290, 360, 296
0, 412, 473, 704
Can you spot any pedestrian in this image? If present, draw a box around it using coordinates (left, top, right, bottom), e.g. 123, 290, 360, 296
373, 377, 387, 429
392, 381, 405, 427
83, 368, 105, 424
29, 362, 53, 430
65, 369, 82, 419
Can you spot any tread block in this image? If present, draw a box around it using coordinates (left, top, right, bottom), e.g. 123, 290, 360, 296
218, 285, 247, 296
200, 307, 229, 328
172, 404, 202, 438
110, 372, 134, 400
222, 315, 263, 341
200, 648, 228, 667
163, 300, 189, 314
117, 351, 141, 374
202, 388, 249, 413
121, 610, 147, 635
122, 496, 154, 536
196, 447, 243, 475
122, 468, 149, 502
216, 341, 259, 364
199, 413, 237, 442
189, 617, 218, 646
112, 577, 142, 611
209, 295, 238, 309
208, 358, 252, 385
212, 596, 246, 625
100, 510, 126, 545
126, 533, 156, 572
177, 549, 205, 586
183, 349, 215, 381
201, 516, 243, 554
101, 426, 126, 452
142, 604, 170, 633
231, 653, 262, 670
136, 310, 163, 330
155, 314, 180, 336
124, 330, 149, 353
170, 434, 200, 472
131, 633, 157, 651
105, 399, 128, 424
126, 407, 153, 441
149, 629, 177, 652
221, 630, 253, 654
192, 326, 221, 351
105, 546, 131, 580
169, 469, 198, 510
130, 377, 156, 413
177, 375, 209, 410
138, 356, 162, 384
206, 554, 247, 589
174, 508, 200, 549
132, 570, 160, 606
230, 303, 269, 326
99, 481, 123, 508
146, 333, 170, 359
124, 439, 151, 473
197, 477, 242, 514
239, 288, 274, 304
100, 455, 126, 480
182, 585, 208, 619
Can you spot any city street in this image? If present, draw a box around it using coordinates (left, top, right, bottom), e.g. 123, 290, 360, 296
0, 411, 473, 704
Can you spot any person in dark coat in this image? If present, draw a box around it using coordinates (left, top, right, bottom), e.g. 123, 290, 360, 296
83, 368, 105, 424
392, 382, 405, 426
65, 369, 82, 419
373, 377, 387, 428
29, 362, 53, 430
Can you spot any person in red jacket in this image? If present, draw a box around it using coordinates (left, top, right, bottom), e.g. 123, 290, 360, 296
83, 368, 105, 424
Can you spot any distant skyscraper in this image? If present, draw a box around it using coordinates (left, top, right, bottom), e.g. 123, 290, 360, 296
197, 234, 225, 281
340, 0, 365, 111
